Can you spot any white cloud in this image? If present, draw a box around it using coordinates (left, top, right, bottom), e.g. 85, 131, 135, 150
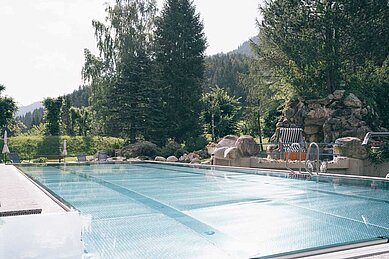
40, 21, 73, 39
0, 5, 15, 16
34, 1, 67, 17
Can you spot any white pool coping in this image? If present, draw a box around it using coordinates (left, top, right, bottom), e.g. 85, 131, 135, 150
0, 164, 83, 258
0, 164, 67, 214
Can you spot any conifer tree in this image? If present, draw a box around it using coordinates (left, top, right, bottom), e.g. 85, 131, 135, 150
258, 0, 388, 97
83, 0, 163, 143
155, 0, 207, 143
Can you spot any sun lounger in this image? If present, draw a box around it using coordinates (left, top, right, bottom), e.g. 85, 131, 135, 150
77, 154, 87, 162
9, 152, 21, 163
97, 151, 108, 162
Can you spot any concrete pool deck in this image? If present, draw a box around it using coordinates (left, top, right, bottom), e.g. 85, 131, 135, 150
0, 164, 83, 258
0, 164, 66, 215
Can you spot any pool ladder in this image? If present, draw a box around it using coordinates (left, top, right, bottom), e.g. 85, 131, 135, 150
305, 142, 323, 175
285, 142, 328, 175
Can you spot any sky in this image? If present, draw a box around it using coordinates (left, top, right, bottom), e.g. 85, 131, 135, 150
0, 0, 260, 106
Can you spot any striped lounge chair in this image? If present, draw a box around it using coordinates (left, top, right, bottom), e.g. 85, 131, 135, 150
278, 127, 306, 160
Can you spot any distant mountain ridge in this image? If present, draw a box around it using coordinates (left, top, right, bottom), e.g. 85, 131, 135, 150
230, 36, 258, 57
16, 101, 43, 117
15, 86, 91, 118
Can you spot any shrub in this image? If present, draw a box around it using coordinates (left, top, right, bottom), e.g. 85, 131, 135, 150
1, 136, 124, 160
368, 142, 389, 164
122, 141, 158, 158
160, 140, 183, 157
195, 149, 210, 159
174, 148, 186, 158
32, 157, 48, 163
184, 135, 208, 152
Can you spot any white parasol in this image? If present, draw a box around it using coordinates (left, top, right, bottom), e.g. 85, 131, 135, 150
2, 130, 10, 154
63, 140, 67, 156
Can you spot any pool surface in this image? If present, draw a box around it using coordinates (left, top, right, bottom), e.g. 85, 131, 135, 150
19, 163, 389, 258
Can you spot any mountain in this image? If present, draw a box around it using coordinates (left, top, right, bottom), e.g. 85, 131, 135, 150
16, 101, 43, 117
230, 36, 258, 57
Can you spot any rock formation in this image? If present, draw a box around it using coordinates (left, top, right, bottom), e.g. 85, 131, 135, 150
217, 135, 238, 148
333, 137, 368, 159
214, 135, 259, 159
235, 135, 260, 156
275, 90, 385, 143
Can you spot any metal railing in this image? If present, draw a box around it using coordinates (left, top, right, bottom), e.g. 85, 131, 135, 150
362, 132, 389, 145
305, 142, 320, 175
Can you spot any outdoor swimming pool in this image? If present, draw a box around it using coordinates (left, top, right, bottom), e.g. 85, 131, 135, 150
19, 163, 389, 258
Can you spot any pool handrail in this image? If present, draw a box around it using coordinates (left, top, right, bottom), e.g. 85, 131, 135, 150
305, 142, 320, 175
362, 132, 389, 145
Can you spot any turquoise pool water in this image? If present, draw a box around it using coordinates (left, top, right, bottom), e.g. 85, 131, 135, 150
19, 163, 389, 258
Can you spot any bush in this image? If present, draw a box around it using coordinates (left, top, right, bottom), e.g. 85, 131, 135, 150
184, 135, 208, 152
195, 149, 210, 159
160, 140, 184, 157
174, 148, 186, 158
122, 141, 158, 158
1, 136, 124, 160
32, 157, 48, 163
368, 142, 389, 164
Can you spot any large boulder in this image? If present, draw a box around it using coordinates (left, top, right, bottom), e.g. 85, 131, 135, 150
344, 93, 362, 108
214, 147, 228, 159
333, 90, 345, 100
217, 135, 238, 148
235, 135, 259, 156
305, 107, 331, 126
333, 137, 368, 160
136, 156, 151, 160
188, 152, 200, 161
190, 158, 201, 164
166, 156, 179, 162
224, 147, 242, 160
179, 154, 190, 163
155, 156, 166, 162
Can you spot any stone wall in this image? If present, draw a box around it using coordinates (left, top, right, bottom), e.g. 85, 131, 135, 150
274, 90, 386, 143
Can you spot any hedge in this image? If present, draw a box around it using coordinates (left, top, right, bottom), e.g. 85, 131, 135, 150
0, 136, 125, 159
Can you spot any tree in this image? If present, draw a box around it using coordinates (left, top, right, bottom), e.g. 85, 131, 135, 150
240, 48, 286, 147
201, 86, 241, 141
258, 0, 388, 97
204, 53, 250, 102
66, 85, 91, 108
155, 0, 207, 143
83, 0, 163, 143
43, 97, 63, 136
0, 84, 17, 130
69, 107, 91, 136
61, 95, 72, 135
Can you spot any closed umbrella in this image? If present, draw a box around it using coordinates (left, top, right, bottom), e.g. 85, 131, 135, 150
2, 130, 10, 163
63, 140, 67, 156
63, 140, 67, 164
